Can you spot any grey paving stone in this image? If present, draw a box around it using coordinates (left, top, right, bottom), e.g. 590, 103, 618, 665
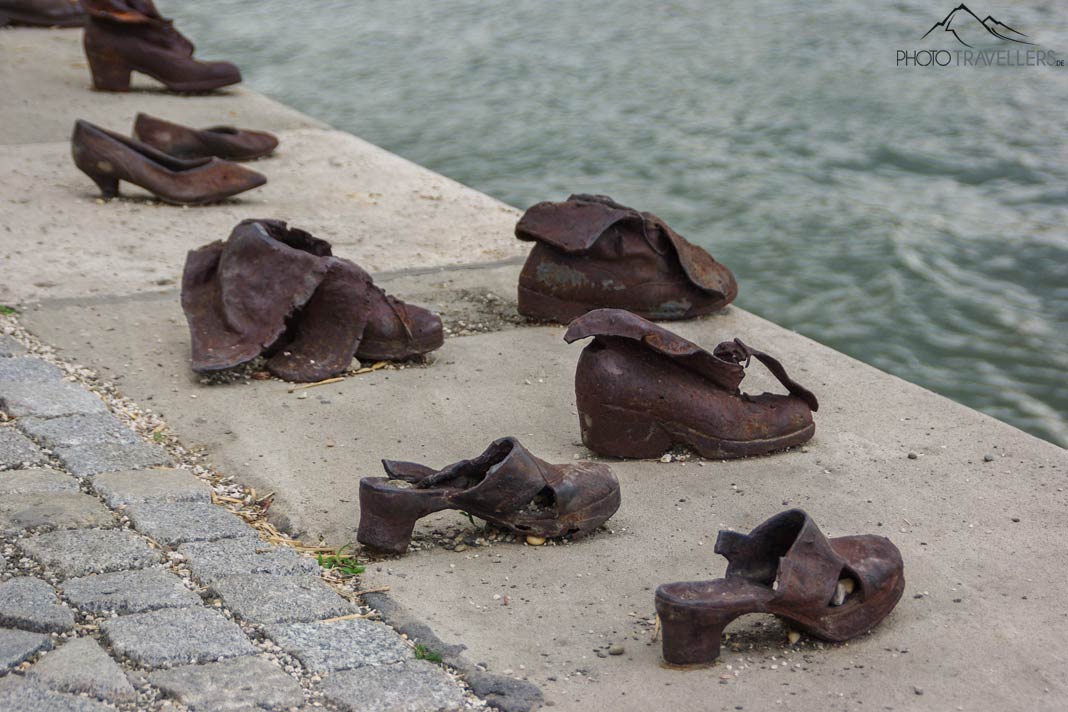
318, 660, 466, 712
210, 575, 355, 625
93, 468, 211, 508
20, 528, 161, 579
0, 382, 107, 418
0, 427, 48, 469
26, 637, 136, 702
61, 567, 201, 615
148, 655, 303, 711
0, 676, 116, 712
266, 618, 411, 673
0, 468, 78, 495
178, 538, 319, 585
0, 492, 114, 535
102, 606, 256, 668
0, 627, 53, 672
0, 357, 63, 383
126, 502, 256, 546
53, 441, 171, 477
0, 335, 26, 358
0, 577, 75, 634
18, 414, 139, 449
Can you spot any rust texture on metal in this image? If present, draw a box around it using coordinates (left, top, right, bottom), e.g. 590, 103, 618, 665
0, 0, 86, 27
357, 437, 621, 555
515, 193, 738, 323
564, 308, 818, 459
181, 219, 443, 383
655, 509, 904, 665
133, 113, 279, 161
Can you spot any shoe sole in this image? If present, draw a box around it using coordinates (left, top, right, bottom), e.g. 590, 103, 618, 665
518, 284, 726, 323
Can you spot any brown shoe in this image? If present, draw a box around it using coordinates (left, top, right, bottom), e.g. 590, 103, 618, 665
71, 120, 266, 204
655, 509, 904, 665
564, 308, 818, 459
516, 194, 738, 323
133, 113, 278, 161
182, 220, 444, 383
83, 0, 240, 92
357, 437, 622, 554
0, 0, 84, 27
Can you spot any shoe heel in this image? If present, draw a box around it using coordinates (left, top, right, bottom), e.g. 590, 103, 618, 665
577, 401, 673, 459
0, 11, 11, 27
357, 507, 418, 554
86, 50, 132, 91
357, 482, 444, 555
656, 591, 738, 666
87, 172, 120, 198
517, 285, 592, 323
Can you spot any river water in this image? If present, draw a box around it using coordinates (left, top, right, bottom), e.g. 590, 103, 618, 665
177, 1, 1068, 446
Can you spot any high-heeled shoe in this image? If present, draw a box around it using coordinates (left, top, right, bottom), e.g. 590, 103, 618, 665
655, 509, 904, 666
71, 120, 266, 204
357, 437, 621, 554
133, 113, 278, 161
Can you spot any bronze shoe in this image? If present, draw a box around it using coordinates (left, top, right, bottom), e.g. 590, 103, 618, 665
83, 0, 240, 92
71, 120, 266, 204
516, 194, 738, 322
564, 308, 818, 459
357, 437, 622, 554
133, 113, 278, 161
0, 0, 84, 26
181, 220, 444, 383
655, 509, 904, 665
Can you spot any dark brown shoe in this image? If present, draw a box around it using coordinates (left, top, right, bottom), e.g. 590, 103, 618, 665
564, 308, 818, 459
0, 0, 84, 26
83, 0, 240, 92
516, 194, 738, 322
655, 509, 904, 665
133, 113, 278, 161
357, 437, 621, 554
182, 220, 444, 383
71, 120, 266, 204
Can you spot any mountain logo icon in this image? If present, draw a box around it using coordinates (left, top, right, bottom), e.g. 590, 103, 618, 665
921, 4, 1033, 48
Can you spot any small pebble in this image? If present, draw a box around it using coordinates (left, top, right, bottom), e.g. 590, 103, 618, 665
983, 453, 995, 462
787, 631, 801, 645
454, 544, 467, 552
608, 643, 625, 656
914, 687, 924, 696
907, 452, 918, 460
659, 454, 672, 463
526, 536, 546, 546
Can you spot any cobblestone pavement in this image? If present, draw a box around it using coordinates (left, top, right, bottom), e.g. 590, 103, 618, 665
0, 329, 487, 712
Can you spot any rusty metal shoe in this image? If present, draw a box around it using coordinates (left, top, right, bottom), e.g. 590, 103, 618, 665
0, 0, 84, 27
564, 308, 818, 459
357, 437, 621, 555
515, 194, 738, 323
133, 113, 278, 161
181, 219, 443, 383
71, 120, 266, 204
655, 509, 905, 665
83, 0, 240, 92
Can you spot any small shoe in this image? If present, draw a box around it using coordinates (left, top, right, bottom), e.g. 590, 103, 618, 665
516, 194, 738, 322
564, 308, 819, 459
83, 0, 241, 92
133, 113, 278, 161
655, 509, 905, 665
357, 437, 621, 554
71, 120, 265, 205
0, 0, 85, 27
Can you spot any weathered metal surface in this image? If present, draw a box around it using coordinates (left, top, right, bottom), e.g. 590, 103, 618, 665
564, 308, 817, 459
357, 437, 621, 554
515, 193, 738, 322
133, 113, 278, 161
0, 0, 85, 27
655, 509, 904, 665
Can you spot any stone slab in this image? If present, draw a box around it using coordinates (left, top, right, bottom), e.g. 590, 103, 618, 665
0, 627, 53, 673
0, 382, 106, 418
0, 468, 79, 495
177, 538, 318, 585
125, 502, 256, 546
0, 676, 115, 712
0, 577, 75, 634
265, 619, 411, 674
210, 574, 355, 625
102, 606, 256, 668
0, 427, 48, 469
53, 441, 171, 477
92, 467, 211, 507
0, 492, 114, 535
0, 357, 62, 383
26, 637, 137, 702
61, 567, 201, 615
147, 655, 303, 711
317, 660, 466, 712
0, 335, 26, 357
18, 413, 139, 449
19, 528, 161, 579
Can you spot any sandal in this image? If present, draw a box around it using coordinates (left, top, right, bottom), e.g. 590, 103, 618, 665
357, 437, 621, 554
655, 509, 904, 665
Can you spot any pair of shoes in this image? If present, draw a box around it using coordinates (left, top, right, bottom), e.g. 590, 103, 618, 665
0, 0, 84, 27
83, 0, 239, 92
71, 116, 269, 204
181, 219, 444, 383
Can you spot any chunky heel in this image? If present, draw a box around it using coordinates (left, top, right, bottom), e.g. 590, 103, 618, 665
86, 50, 132, 91
658, 608, 734, 666
88, 172, 120, 198
357, 507, 419, 555
0, 12, 11, 27
357, 480, 445, 555
578, 401, 673, 459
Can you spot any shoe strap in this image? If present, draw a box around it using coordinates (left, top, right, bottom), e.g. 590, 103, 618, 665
713, 339, 819, 411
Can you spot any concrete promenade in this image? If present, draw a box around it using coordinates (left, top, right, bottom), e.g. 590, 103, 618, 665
3, 25, 1068, 712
